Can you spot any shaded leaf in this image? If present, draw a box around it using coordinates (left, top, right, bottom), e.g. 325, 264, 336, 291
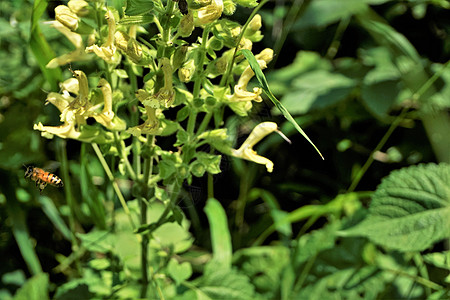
281, 70, 356, 115
294, 0, 389, 29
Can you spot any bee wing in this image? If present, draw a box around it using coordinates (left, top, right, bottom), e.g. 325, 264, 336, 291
43, 161, 61, 172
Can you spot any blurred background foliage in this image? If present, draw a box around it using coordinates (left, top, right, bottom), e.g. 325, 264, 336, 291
0, 0, 449, 299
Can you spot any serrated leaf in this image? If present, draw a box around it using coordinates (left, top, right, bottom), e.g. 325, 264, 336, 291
340, 163, 450, 252
295, 222, 339, 266
195, 264, 255, 300
240, 49, 324, 160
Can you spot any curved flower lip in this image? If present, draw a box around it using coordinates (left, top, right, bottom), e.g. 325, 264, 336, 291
45, 21, 92, 68
85, 11, 117, 62
55, 5, 79, 31
230, 122, 290, 172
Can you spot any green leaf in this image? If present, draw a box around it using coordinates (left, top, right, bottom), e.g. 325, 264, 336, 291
204, 198, 232, 269
361, 80, 400, 117
294, 0, 371, 29
13, 273, 49, 300
168, 258, 193, 285
118, 15, 155, 25
38, 196, 72, 241
233, 246, 290, 299
355, 12, 421, 64
194, 264, 256, 300
281, 70, 356, 115
77, 230, 114, 253
240, 49, 324, 160
196, 152, 222, 174
340, 163, 450, 252
125, 0, 155, 16
29, 0, 62, 90
423, 251, 450, 270
295, 222, 339, 266
7, 200, 42, 275
233, 0, 258, 8
54, 279, 91, 300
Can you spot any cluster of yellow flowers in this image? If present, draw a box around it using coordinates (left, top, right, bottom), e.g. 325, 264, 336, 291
36, 0, 287, 172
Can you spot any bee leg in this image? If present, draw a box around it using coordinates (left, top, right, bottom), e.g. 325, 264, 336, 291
39, 182, 47, 193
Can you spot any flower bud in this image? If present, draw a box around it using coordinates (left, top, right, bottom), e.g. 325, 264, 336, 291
207, 36, 223, 51
222, 0, 236, 15
194, 0, 224, 26
114, 31, 153, 65
55, 5, 79, 31
178, 59, 195, 82
255, 48, 274, 64
67, 0, 89, 17
247, 14, 261, 33
172, 45, 188, 70
179, 12, 194, 37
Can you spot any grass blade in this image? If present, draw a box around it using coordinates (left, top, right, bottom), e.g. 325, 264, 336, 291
38, 196, 72, 241
7, 200, 42, 275
204, 198, 232, 269
240, 49, 324, 160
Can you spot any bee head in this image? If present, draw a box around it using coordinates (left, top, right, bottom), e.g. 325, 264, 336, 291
24, 165, 33, 178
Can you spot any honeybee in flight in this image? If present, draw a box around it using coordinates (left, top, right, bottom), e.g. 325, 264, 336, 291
24, 165, 64, 192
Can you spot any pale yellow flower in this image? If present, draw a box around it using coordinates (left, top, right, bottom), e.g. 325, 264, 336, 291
194, 0, 223, 26
230, 122, 289, 172
85, 10, 117, 63
67, 0, 89, 17
226, 49, 274, 115
114, 30, 154, 65
93, 79, 126, 130
127, 106, 160, 136
46, 21, 91, 68
34, 71, 120, 141
55, 5, 79, 31
141, 58, 174, 108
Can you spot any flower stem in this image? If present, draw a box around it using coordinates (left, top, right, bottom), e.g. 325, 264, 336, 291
113, 131, 137, 181
220, 0, 269, 87
91, 143, 136, 229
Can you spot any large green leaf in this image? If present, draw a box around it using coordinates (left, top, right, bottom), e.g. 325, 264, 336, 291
281, 70, 356, 115
240, 49, 324, 159
13, 273, 49, 300
340, 163, 450, 252
294, 0, 390, 29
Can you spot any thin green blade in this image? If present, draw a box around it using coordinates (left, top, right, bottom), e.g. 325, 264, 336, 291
240, 49, 324, 160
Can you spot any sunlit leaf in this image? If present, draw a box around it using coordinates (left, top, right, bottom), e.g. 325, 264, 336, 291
13, 273, 49, 300
340, 163, 450, 252
204, 198, 232, 269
